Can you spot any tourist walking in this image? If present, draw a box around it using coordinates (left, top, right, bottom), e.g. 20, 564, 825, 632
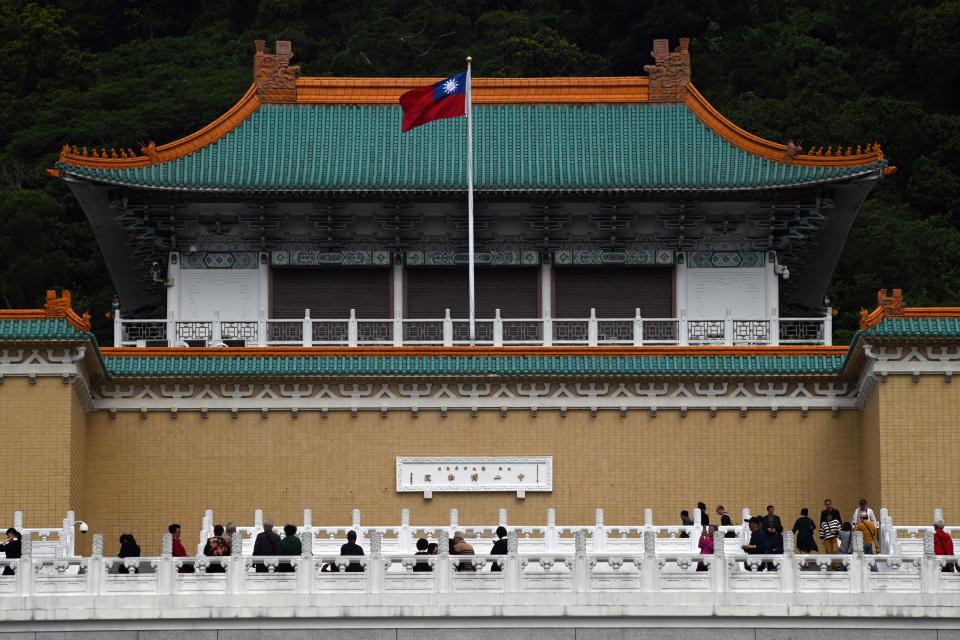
742, 517, 767, 571
934, 521, 956, 572
0, 528, 20, 576
413, 538, 432, 572
169, 523, 193, 573
202, 524, 229, 573
819, 511, 841, 568
697, 502, 710, 527
762, 505, 782, 533
838, 521, 853, 554
820, 499, 842, 527
277, 524, 301, 572
679, 510, 693, 538
117, 534, 141, 574
791, 508, 818, 553
252, 519, 281, 573
340, 530, 365, 572
855, 513, 878, 555
697, 525, 715, 571
851, 499, 878, 527
453, 531, 475, 571
716, 505, 737, 538
490, 526, 508, 572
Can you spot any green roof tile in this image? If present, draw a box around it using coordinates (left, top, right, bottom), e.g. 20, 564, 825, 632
0, 318, 91, 341
865, 317, 960, 337
59, 103, 884, 192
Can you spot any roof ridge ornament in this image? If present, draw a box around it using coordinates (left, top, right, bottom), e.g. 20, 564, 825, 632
254, 40, 300, 103
644, 38, 690, 103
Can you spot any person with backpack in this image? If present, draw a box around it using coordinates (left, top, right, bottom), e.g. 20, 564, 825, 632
252, 518, 281, 573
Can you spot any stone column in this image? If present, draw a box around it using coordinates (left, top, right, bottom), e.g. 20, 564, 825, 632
781, 531, 796, 593
157, 532, 173, 595
573, 529, 590, 593
85, 534, 103, 596
545, 508, 558, 553
922, 529, 938, 594
711, 529, 726, 593
642, 529, 659, 592
297, 530, 313, 594
593, 509, 606, 553
228, 532, 244, 595
437, 530, 450, 594
16, 533, 32, 597
850, 531, 864, 593
367, 531, 383, 594
399, 509, 412, 554
504, 530, 520, 593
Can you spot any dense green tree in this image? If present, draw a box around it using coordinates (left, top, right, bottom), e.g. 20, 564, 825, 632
0, 0, 957, 342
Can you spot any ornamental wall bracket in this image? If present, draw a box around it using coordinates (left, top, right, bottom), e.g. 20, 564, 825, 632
254, 40, 299, 102
644, 38, 690, 103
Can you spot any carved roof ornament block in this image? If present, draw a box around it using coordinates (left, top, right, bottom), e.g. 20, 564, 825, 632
644, 38, 690, 103
254, 40, 299, 103
878, 288, 905, 317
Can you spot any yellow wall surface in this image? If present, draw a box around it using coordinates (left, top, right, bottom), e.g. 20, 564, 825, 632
79, 407, 865, 553
872, 375, 960, 524
4, 371, 958, 555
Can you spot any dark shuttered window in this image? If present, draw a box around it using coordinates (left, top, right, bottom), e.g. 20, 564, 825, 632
271, 268, 391, 319
406, 267, 538, 319
554, 267, 673, 318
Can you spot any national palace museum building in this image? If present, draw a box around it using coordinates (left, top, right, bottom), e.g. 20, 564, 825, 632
2, 39, 957, 560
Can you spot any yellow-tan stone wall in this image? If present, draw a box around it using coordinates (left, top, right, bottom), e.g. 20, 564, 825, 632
3, 372, 958, 554
871, 375, 960, 524
80, 408, 865, 553
0, 378, 76, 526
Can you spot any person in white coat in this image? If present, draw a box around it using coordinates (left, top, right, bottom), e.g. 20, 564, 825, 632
851, 499, 878, 527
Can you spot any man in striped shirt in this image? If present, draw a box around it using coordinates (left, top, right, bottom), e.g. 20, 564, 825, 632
819, 508, 842, 566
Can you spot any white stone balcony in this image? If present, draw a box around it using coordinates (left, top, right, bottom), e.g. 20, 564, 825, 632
114, 308, 833, 348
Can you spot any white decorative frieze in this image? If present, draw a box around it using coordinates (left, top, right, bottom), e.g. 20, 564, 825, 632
396, 457, 552, 498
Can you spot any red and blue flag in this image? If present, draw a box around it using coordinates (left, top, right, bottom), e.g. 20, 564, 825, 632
399, 71, 467, 133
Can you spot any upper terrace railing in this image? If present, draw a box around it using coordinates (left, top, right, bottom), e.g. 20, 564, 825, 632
114, 308, 833, 348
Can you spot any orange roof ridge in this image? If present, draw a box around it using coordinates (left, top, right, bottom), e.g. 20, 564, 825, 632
859, 288, 960, 329
0, 290, 91, 333
685, 85, 886, 168
58, 85, 261, 169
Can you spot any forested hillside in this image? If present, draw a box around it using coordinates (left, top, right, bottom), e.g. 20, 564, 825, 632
1, 0, 958, 342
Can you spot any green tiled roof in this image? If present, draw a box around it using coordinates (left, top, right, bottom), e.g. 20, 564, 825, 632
864, 317, 960, 337
0, 318, 92, 341
101, 353, 845, 378
58, 103, 884, 192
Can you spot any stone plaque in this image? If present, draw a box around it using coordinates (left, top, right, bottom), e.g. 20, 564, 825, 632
396, 457, 552, 498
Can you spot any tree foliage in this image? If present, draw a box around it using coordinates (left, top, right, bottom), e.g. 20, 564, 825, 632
0, 0, 957, 341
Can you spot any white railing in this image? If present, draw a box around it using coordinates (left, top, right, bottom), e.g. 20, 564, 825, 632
115, 307, 833, 348
3, 529, 959, 598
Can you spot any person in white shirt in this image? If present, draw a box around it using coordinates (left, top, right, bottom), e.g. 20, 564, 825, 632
851, 499, 878, 527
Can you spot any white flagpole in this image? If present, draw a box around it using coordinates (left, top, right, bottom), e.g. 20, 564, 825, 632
466, 56, 475, 344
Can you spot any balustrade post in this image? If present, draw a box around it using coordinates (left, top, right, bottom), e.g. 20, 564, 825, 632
934, 507, 944, 523
347, 309, 357, 347
302, 309, 312, 347
212, 309, 222, 344
711, 530, 726, 593
593, 509, 605, 553
504, 530, 520, 593
297, 530, 313, 594
254, 509, 264, 533
303, 509, 313, 536
63, 511, 76, 557
573, 529, 589, 593
437, 531, 450, 594
352, 509, 363, 545
879, 507, 889, 554
633, 308, 643, 346
642, 529, 659, 592
644, 508, 653, 528
13, 511, 22, 530
158, 533, 173, 595
229, 532, 244, 595
588, 308, 598, 346
741, 508, 751, 543
443, 309, 453, 347
198, 509, 213, 554
850, 531, 864, 593
400, 509, 412, 554
770, 307, 780, 346
257, 309, 266, 347
546, 508, 558, 553
723, 308, 733, 346
678, 308, 688, 346
368, 531, 383, 594
86, 534, 103, 596
922, 529, 938, 593
113, 304, 122, 347
493, 309, 503, 347
824, 305, 833, 346
781, 531, 796, 593
393, 317, 403, 347
499, 509, 508, 527
167, 310, 175, 348
692, 508, 702, 552
15, 534, 31, 597
543, 315, 553, 347
449, 508, 458, 534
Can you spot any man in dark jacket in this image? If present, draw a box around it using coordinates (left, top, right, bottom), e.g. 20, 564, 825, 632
741, 517, 767, 571
252, 519, 281, 573
820, 498, 842, 526
490, 526, 508, 572
340, 530, 365, 572
0, 528, 21, 576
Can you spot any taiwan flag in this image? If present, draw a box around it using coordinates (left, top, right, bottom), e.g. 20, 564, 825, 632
399, 71, 467, 133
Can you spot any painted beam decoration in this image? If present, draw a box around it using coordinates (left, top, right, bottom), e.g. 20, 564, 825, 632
396, 457, 552, 498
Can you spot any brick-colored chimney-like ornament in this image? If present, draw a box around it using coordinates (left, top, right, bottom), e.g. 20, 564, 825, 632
254, 40, 300, 102
644, 38, 691, 103
877, 288, 905, 316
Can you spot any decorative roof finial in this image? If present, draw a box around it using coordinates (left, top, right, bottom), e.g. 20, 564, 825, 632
254, 40, 300, 103
644, 38, 690, 103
